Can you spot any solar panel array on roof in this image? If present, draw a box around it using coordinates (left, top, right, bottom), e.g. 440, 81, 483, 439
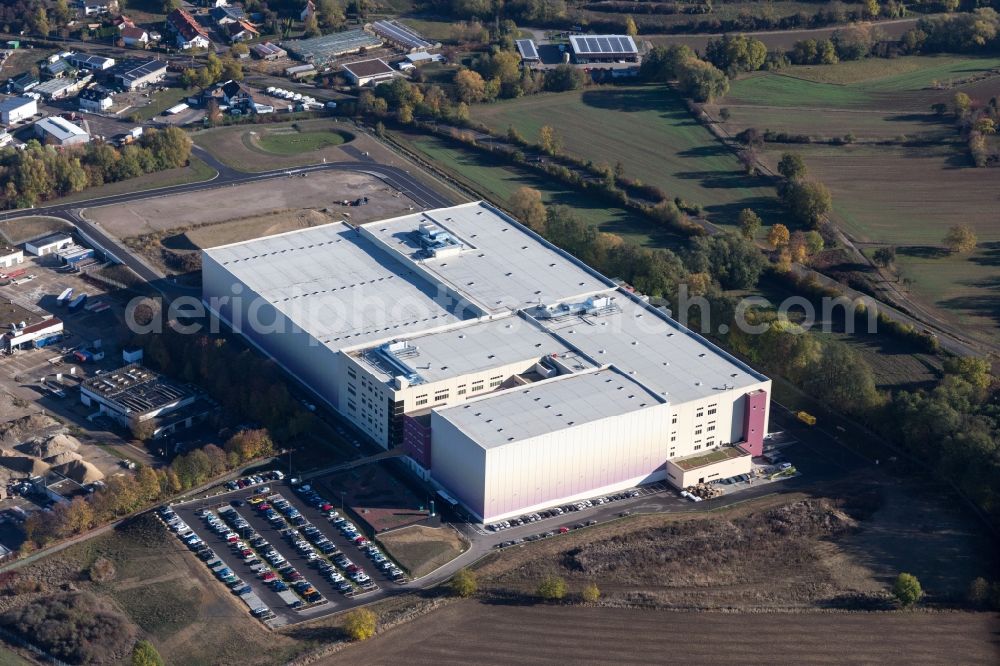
570, 34, 638, 55
515, 39, 539, 60
371, 20, 432, 50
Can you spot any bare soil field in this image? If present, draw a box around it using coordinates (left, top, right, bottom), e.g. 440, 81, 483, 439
325, 601, 1000, 666
85, 170, 416, 239
377, 525, 469, 578
475, 481, 995, 609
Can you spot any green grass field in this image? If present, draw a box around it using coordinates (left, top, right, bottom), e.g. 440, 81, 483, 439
253, 128, 348, 155
471, 85, 785, 229
724, 56, 1000, 110
394, 130, 683, 248
132, 86, 190, 121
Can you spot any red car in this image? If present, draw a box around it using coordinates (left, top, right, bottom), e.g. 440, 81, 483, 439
352, 535, 368, 545
346, 564, 359, 573
258, 503, 271, 511
558, 527, 569, 534
320, 503, 333, 512
240, 549, 253, 557
260, 572, 276, 582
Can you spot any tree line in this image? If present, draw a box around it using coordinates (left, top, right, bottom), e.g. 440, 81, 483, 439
20, 428, 274, 552
0, 127, 192, 209
508, 192, 999, 531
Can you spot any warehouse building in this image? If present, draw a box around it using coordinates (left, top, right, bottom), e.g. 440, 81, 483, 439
282, 29, 382, 67
370, 20, 436, 52
80, 364, 213, 438
569, 34, 639, 63
0, 246, 23, 269
25, 233, 73, 256
202, 202, 770, 521
34, 116, 90, 146
0, 96, 37, 126
110, 59, 167, 90
65, 53, 116, 71
341, 59, 395, 87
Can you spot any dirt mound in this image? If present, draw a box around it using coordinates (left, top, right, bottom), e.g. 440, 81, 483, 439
0, 454, 50, 476
0, 414, 59, 445
44, 450, 83, 466
17, 433, 82, 459
52, 460, 104, 484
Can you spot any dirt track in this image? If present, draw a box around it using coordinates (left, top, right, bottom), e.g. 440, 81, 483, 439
323, 601, 1000, 665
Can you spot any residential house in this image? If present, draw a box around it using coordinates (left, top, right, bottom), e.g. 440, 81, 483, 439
224, 20, 259, 42
209, 5, 246, 24
78, 86, 114, 112
42, 57, 74, 79
166, 8, 211, 50
300, 0, 315, 20
120, 26, 149, 47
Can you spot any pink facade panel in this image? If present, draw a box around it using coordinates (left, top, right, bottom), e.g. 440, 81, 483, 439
739, 389, 768, 456
403, 414, 432, 469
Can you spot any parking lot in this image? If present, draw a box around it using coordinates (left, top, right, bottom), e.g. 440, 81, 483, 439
170, 474, 408, 626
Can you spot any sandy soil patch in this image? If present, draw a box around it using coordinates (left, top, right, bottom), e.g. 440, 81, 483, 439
85, 170, 416, 239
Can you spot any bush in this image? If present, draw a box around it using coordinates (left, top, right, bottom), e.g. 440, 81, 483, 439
581, 582, 601, 603
1, 592, 138, 664
89, 556, 116, 583
892, 573, 923, 607
343, 608, 377, 641
449, 568, 477, 598
537, 575, 568, 601
131, 640, 164, 666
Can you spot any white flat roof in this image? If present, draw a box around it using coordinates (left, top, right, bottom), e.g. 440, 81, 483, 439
362, 202, 613, 315
535, 293, 766, 403
435, 368, 663, 449
35, 116, 87, 141
204, 222, 471, 350
353, 314, 589, 386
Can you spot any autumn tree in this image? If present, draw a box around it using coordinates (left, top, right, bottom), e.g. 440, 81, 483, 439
778, 152, 807, 181
449, 568, 477, 598
767, 223, 790, 249
783, 180, 832, 227
508, 186, 547, 232
624, 15, 638, 37
453, 69, 486, 103
537, 575, 568, 600
538, 125, 560, 155
738, 208, 762, 240
343, 608, 377, 640
581, 582, 601, 603
943, 224, 977, 254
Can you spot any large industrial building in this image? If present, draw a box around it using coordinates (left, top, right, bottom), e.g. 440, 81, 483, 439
203, 202, 771, 522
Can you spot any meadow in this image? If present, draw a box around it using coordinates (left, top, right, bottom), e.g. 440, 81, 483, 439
720, 56, 1000, 345
392, 130, 682, 248
471, 85, 786, 229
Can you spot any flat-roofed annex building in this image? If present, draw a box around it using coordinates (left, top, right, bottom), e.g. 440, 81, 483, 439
203, 202, 771, 521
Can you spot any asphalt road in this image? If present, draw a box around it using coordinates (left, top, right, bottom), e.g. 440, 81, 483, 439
3, 144, 454, 298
